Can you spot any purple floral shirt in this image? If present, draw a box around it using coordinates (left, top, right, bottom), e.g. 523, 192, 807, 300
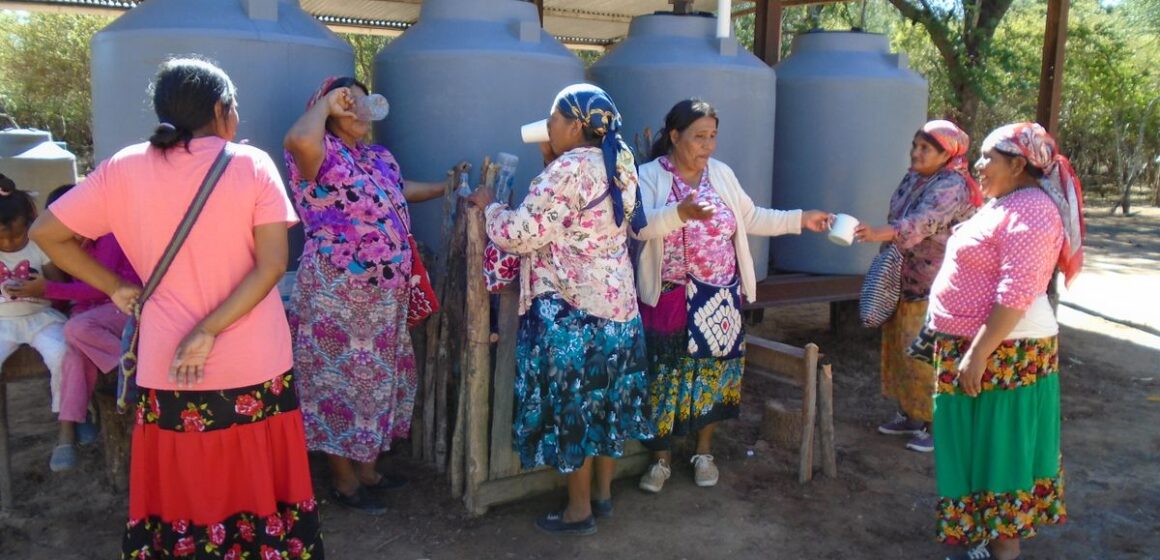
285, 134, 411, 287
887, 168, 977, 300
657, 156, 738, 286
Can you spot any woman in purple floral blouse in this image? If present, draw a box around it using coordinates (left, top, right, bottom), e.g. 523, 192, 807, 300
284, 76, 463, 515
854, 120, 982, 454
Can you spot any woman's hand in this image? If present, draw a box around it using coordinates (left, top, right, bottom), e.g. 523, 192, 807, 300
170, 327, 215, 387
467, 182, 495, 209
956, 347, 989, 397
539, 142, 558, 166
324, 87, 359, 120
801, 210, 834, 233
677, 192, 716, 222
111, 281, 143, 315
6, 274, 45, 298
854, 224, 897, 243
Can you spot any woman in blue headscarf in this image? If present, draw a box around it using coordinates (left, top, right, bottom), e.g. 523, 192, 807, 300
470, 83, 651, 536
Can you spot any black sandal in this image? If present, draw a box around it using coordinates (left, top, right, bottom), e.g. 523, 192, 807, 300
330, 486, 387, 516
535, 510, 596, 536
364, 473, 409, 492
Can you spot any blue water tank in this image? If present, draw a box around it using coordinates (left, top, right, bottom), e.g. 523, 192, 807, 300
90, 0, 354, 266
589, 13, 777, 280
770, 31, 927, 275
373, 0, 585, 250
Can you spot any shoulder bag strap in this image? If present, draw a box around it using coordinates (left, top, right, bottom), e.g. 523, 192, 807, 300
137, 143, 235, 305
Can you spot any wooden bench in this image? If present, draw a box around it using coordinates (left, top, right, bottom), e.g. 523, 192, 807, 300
0, 345, 130, 511
745, 335, 836, 483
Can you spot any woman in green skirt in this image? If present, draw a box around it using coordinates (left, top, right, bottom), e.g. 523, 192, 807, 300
926, 122, 1084, 560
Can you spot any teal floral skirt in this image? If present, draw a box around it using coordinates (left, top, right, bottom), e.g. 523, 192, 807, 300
513, 293, 653, 473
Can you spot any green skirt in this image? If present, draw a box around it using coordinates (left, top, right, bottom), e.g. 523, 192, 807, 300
932, 334, 1067, 546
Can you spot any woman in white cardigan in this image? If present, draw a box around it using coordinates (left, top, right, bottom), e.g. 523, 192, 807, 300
632, 99, 831, 493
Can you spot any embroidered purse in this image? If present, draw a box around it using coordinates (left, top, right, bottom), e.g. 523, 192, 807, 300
680, 220, 743, 360
858, 243, 904, 327
905, 322, 938, 366
406, 235, 439, 327
117, 144, 234, 413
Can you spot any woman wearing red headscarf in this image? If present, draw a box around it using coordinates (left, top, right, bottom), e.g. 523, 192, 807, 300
855, 120, 982, 453
929, 122, 1081, 560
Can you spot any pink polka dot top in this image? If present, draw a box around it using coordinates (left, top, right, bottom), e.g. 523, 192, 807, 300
928, 187, 1064, 338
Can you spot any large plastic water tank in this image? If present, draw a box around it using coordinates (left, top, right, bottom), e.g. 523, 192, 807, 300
590, 12, 777, 280
373, 0, 584, 250
90, 0, 355, 265
0, 140, 79, 209
770, 31, 927, 275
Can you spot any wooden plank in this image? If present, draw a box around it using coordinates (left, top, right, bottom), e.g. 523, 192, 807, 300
797, 343, 819, 483
746, 335, 809, 385
747, 274, 863, 309
1036, 0, 1070, 136
489, 287, 521, 479
463, 170, 496, 515
819, 361, 836, 478
473, 447, 653, 512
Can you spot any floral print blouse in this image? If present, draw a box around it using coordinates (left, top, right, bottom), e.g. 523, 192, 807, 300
657, 156, 738, 286
485, 146, 639, 322
285, 133, 411, 288
887, 168, 977, 300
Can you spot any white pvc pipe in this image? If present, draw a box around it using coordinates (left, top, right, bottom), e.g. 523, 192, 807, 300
717, 0, 731, 38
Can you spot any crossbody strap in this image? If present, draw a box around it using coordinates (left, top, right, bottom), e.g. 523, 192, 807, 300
137, 144, 235, 306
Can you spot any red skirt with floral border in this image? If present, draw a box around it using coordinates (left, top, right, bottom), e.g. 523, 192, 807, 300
122, 372, 324, 560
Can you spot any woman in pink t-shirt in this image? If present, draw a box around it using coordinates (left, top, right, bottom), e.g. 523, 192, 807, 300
928, 123, 1084, 560
31, 58, 322, 559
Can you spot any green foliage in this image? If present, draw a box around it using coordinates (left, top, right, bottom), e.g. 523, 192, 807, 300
0, 11, 112, 167
340, 32, 392, 86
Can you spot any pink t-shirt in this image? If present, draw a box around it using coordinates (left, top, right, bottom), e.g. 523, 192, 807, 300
928, 187, 1063, 338
50, 137, 298, 391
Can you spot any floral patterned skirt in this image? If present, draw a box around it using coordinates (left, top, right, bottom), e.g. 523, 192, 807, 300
123, 372, 323, 559
289, 256, 415, 463
881, 298, 936, 423
932, 334, 1066, 546
637, 289, 744, 451
513, 293, 653, 473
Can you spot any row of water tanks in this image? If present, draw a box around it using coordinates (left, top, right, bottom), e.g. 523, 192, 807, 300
89, 0, 927, 276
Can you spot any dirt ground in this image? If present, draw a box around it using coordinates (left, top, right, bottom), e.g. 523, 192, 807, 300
1, 207, 1158, 560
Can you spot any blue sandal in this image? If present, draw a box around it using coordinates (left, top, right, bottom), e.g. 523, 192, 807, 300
535, 510, 596, 536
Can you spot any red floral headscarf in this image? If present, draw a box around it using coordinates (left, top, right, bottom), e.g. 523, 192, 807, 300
922, 120, 982, 207
307, 76, 342, 110
982, 122, 1085, 286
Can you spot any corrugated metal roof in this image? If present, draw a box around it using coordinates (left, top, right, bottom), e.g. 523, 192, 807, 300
0, 0, 742, 45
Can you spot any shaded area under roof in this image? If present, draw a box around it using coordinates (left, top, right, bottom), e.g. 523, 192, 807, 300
0, 0, 744, 45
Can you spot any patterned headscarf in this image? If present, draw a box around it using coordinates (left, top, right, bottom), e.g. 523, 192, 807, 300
982, 122, 1085, 286
922, 120, 982, 207
552, 83, 646, 233
307, 76, 341, 110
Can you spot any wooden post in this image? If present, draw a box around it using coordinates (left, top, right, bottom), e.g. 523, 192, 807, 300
798, 343, 818, 483
1036, 0, 1070, 136
819, 361, 836, 478
754, 0, 784, 65
488, 286, 521, 479
463, 164, 497, 515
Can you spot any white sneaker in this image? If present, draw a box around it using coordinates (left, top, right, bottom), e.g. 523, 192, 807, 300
691, 454, 719, 487
638, 459, 671, 493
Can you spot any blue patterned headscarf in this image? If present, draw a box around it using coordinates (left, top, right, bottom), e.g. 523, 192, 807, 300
552, 83, 646, 233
